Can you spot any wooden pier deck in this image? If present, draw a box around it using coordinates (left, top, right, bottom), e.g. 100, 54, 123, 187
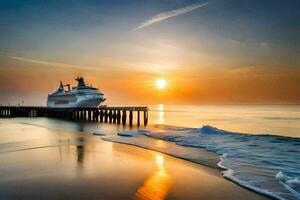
0, 106, 149, 126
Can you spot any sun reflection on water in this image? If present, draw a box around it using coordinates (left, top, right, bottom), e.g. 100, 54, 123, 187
158, 104, 165, 124
134, 154, 172, 200
156, 155, 164, 171
155, 140, 167, 149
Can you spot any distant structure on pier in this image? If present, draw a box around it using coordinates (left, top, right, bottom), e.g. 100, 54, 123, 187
47, 76, 106, 108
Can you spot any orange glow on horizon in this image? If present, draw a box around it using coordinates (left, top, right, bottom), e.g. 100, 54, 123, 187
0, 55, 300, 105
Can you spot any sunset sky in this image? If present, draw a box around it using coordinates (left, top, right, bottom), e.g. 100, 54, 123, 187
0, 0, 299, 105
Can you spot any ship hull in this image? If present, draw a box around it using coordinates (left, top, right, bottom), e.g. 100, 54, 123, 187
47, 95, 105, 108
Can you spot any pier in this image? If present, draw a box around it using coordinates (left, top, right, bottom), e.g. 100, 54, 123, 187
0, 106, 149, 126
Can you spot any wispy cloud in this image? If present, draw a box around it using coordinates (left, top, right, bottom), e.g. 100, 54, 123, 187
134, 1, 215, 31
0, 55, 101, 71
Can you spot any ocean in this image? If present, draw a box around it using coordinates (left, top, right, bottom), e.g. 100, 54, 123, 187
1, 105, 299, 200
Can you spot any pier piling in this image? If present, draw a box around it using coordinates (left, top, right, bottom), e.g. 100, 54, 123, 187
122, 110, 127, 125
137, 111, 140, 126
129, 111, 133, 126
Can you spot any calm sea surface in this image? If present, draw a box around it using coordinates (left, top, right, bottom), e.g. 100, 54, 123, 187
149, 104, 300, 137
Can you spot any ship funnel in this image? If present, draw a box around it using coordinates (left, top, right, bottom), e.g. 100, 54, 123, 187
59, 81, 64, 89
75, 76, 86, 87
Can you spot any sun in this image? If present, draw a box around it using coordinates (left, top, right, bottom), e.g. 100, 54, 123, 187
156, 79, 167, 89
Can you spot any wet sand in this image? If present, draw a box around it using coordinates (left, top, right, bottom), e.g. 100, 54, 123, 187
0, 121, 270, 200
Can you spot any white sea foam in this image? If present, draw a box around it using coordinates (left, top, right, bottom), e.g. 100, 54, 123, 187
91, 130, 111, 135
117, 131, 138, 137
277, 171, 300, 199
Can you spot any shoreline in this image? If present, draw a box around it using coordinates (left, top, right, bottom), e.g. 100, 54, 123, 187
108, 139, 276, 200
0, 119, 272, 200
102, 135, 278, 200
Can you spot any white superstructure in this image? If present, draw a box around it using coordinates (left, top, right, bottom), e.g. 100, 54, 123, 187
47, 77, 106, 108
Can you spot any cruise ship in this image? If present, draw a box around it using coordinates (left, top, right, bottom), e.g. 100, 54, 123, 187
47, 77, 106, 108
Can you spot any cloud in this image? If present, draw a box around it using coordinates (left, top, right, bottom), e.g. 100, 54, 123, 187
0, 55, 102, 71
227, 39, 246, 46
259, 42, 270, 50
134, 1, 215, 31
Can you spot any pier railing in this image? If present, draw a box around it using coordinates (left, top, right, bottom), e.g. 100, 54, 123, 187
0, 106, 149, 126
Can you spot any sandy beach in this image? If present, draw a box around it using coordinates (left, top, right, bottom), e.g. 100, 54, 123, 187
0, 120, 271, 200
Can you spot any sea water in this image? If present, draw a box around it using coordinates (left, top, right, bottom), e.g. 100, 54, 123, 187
1, 105, 300, 200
